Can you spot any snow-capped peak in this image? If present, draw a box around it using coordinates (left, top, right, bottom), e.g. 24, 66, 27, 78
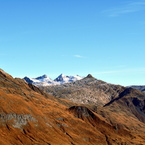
24, 74, 83, 87
24, 75, 57, 87
54, 74, 83, 84
54, 74, 69, 82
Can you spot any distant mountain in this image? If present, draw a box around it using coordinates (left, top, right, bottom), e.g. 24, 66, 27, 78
24, 74, 83, 87
130, 85, 145, 92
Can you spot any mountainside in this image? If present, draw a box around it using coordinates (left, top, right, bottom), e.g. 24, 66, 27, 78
1, 69, 145, 144
41, 74, 125, 106
24, 74, 83, 87
41, 74, 145, 135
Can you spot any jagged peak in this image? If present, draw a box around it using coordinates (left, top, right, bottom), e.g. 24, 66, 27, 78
59, 73, 67, 77
54, 74, 67, 82
86, 74, 94, 78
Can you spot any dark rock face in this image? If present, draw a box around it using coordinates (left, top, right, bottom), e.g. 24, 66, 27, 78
132, 97, 142, 106
23, 77, 33, 84
131, 97, 145, 121
36, 74, 48, 79
86, 74, 94, 78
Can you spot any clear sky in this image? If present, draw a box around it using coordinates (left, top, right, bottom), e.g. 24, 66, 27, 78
1, 0, 145, 86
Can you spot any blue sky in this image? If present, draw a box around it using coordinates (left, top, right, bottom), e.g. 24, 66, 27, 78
1, 0, 145, 86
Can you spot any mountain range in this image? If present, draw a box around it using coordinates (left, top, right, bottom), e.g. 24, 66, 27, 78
1, 68, 145, 144
24, 74, 83, 87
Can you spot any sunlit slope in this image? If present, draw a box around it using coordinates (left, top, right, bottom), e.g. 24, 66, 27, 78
0, 69, 145, 144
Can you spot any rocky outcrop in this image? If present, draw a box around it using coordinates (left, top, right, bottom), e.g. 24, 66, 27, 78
0, 113, 37, 129
69, 106, 96, 120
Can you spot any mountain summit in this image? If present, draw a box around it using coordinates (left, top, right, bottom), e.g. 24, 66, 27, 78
86, 74, 94, 78
54, 74, 68, 82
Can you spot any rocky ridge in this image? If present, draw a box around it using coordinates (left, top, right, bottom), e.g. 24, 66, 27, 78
41, 74, 124, 106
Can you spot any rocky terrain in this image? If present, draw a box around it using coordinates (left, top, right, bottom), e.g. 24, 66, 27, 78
40, 74, 125, 106
41, 74, 145, 142
1, 69, 145, 144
